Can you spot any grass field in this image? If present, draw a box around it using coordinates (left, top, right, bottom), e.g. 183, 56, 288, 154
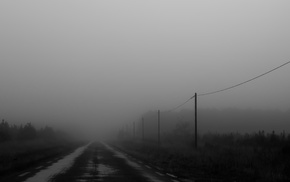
113, 132, 290, 181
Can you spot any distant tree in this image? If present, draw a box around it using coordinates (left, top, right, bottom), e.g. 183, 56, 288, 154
174, 121, 191, 137
10, 124, 19, 140
39, 126, 55, 139
163, 121, 192, 145
54, 129, 68, 138
17, 123, 37, 140
0, 119, 11, 142
270, 130, 278, 144
118, 129, 125, 139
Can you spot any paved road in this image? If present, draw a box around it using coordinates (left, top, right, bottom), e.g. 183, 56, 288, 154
53, 142, 179, 182
1, 142, 184, 182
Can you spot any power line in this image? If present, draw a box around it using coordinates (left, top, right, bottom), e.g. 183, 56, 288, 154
168, 96, 194, 112
169, 60, 290, 111
198, 61, 290, 96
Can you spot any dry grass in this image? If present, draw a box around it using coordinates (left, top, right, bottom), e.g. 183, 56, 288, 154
113, 132, 290, 181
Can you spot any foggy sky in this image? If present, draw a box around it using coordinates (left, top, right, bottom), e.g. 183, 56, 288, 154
0, 1, 290, 138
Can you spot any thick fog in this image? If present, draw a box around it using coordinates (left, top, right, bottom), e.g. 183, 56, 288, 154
0, 1, 290, 139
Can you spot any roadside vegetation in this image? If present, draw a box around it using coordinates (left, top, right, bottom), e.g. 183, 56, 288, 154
0, 119, 85, 176
115, 123, 290, 181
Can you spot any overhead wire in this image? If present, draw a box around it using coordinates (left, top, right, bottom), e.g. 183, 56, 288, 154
168, 97, 194, 112
168, 60, 290, 111
198, 61, 290, 97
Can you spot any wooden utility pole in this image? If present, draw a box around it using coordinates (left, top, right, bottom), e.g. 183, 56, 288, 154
126, 124, 128, 137
133, 121, 135, 139
158, 110, 160, 149
195, 93, 198, 148
142, 117, 144, 142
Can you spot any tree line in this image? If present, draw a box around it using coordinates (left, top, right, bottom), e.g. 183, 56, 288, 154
0, 119, 65, 143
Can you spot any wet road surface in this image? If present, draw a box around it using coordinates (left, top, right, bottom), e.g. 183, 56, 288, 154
53, 142, 178, 182
1, 142, 185, 182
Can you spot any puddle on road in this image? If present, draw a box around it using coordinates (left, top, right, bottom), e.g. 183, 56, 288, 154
77, 157, 117, 181
77, 160, 96, 179
23, 143, 91, 182
97, 164, 117, 177
104, 144, 141, 169
143, 174, 164, 182
102, 143, 164, 182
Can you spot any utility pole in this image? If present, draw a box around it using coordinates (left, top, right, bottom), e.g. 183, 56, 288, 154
195, 93, 198, 148
126, 124, 128, 137
133, 121, 135, 139
142, 117, 144, 142
158, 110, 160, 149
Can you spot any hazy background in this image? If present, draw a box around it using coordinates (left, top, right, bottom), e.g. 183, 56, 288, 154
0, 1, 289, 139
